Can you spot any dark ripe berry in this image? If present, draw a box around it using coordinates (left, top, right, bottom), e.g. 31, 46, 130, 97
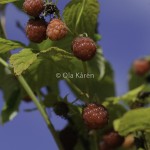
26, 18, 47, 43
99, 142, 113, 150
23, 96, 32, 103
103, 131, 124, 148
72, 37, 97, 61
23, 0, 44, 17
53, 102, 69, 118
82, 103, 108, 129
46, 19, 68, 41
59, 126, 78, 150
133, 59, 150, 76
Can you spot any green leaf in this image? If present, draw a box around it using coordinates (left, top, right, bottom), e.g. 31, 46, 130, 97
51, 33, 74, 53
145, 132, 150, 149
1, 88, 21, 123
107, 104, 127, 127
105, 84, 150, 105
39, 47, 74, 60
67, 59, 115, 101
114, 108, 150, 136
24, 47, 74, 93
88, 47, 105, 80
0, 38, 25, 54
43, 93, 59, 107
10, 48, 38, 76
0, 0, 17, 4
128, 68, 145, 90
0, 18, 6, 38
63, 0, 100, 38
0, 62, 22, 123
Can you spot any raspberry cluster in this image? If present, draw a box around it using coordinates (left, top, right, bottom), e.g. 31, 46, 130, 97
23, 0, 97, 61
23, 0, 68, 43
82, 103, 108, 129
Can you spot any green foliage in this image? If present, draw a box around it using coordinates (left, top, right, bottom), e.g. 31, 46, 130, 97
0, 0, 17, 4
63, 0, 100, 38
114, 108, 150, 136
1, 88, 21, 123
128, 68, 145, 90
10, 48, 38, 75
0, 63, 22, 123
0, 38, 25, 54
65, 47, 115, 101
1, 0, 150, 149
105, 84, 150, 105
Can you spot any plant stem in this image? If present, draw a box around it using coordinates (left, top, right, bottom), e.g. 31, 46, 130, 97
82, 61, 90, 96
0, 57, 64, 150
0, 57, 9, 68
93, 130, 98, 150
66, 78, 89, 101
17, 75, 64, 150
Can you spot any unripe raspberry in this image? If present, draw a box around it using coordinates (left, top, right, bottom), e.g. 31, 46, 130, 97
23, 0, 44, 17
46, 19, 68, 41
82, 103, 108, 129
26, 18, 47, 43
123, 134, 134, 149
103, 131, 124, 148
72, 37, 97, 61
133, 59, 150, 76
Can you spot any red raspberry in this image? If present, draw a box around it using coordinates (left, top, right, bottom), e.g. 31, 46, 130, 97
26, 18, 47, 43
82, 103, 108, 129
99, 142, 113, 150
23, 0, 44, 17
46, 19, 68, 41
133, 59, 150, 76
72, 37, 97, 61
103, 131, 124, 148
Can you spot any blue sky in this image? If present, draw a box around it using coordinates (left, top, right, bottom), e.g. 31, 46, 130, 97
1, 0, 150, 149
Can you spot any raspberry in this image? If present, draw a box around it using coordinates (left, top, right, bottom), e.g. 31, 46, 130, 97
133, 59, 150, 76
46, 18, 68, 41
59, 126, 78, 150
82, 103, 108, 129
103, 131, 124, 148
99, 142, 113, 150
23, 0, 44, 17
53, 102, 69, 118
72, 37, 97, 61
26, 18, 47, 43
